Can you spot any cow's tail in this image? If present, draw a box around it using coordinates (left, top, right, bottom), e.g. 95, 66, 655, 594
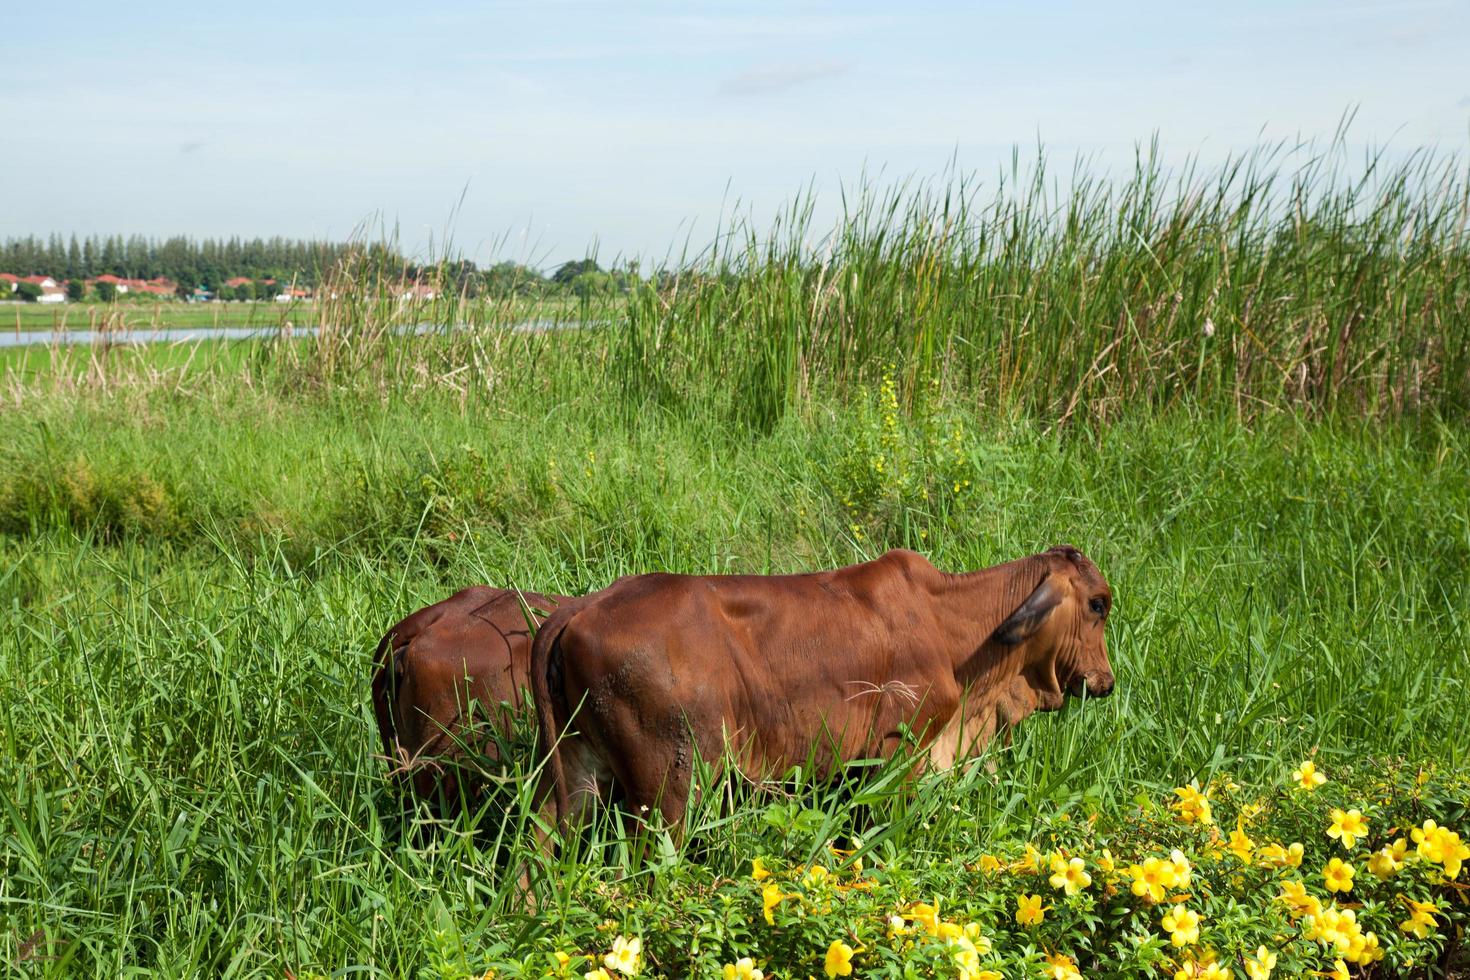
529, 605, 577, 836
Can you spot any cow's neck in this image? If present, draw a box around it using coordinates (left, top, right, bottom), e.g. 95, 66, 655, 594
924, 554, 1058, 738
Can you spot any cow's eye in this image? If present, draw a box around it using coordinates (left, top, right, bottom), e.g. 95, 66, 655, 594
1089, 597, 1107, 616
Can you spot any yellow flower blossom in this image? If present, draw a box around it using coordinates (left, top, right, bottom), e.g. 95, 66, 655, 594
723, 957, 764, 980
1344, 929, 1383, 966
1174, 951, 1231, 980
1291, 760, 1327, 791
1323, 858, 1355, 894
803, 865, 829, 887
751, 858, 770, 881
584, 969, 614, 980
1044, 953, 1082, 980
905, 901, 940, 936
1161, 904, 1202, 946
1244, 946, 1277, 980
1412, 819, 1470, 879
978, 854, 1003, 874
1399, 897, 1437, 939
1016, 844, 1043, 873
603, 936, 641, 977
1256, 842, 1304, 868
761, 883, 784, 925
1317, 959, 1349, 980
1228, 818, 1254, 864
1048, 855, 1092, 896
823, 940, 854, 978
1128, 857, 1174, 904
1015, 893, 1048, 927
1326, 808, 1369, 850
1277, 880, 1321, 920
1097, 849, 1116, 873
1172, 781, 1214, 825
1367, 838, 1407, 878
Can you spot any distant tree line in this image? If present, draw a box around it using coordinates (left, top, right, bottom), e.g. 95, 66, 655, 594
0, 233, 398, 292
2, 232, 650, 300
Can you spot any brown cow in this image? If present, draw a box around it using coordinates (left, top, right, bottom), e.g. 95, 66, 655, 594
530, 546, 1113, 832
372, 586, 565, 810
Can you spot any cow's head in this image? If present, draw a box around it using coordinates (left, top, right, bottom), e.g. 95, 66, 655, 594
993, 545, 1114, 707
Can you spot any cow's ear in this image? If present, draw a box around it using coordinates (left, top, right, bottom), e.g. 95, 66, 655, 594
993, 577, 1063, 645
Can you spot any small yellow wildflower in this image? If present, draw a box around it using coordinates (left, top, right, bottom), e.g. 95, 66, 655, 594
1413, 819, 1470, 878
761, 882, 783, 925
1291, 760, 1327, 790
1228, 818, 1254, 864
751, 858, 770, 881
1048, 855, 1092, 895
1245, 946, 1277, 980
603, 936, 641, 976
905, 901, 940, 936
1318, 959, 1349, 980
722, 957, 764, 980
978, 854, 1003, 874
1172, 781, 1214, 825
1097, 849, 1117, 873
1256, 842, 1304, 868
823, 940, 854, 978
1277, 880, 1321, 920
584, 970, 613, 980
1174, 951, 1231, 980
803, 865, 829, 887
1128, 857, 1173, 904
1015, 893, 1048, 927
1367, 838, 1407, 878
1044, 953, 1082, 980
1323, 857, 1355, 894
1399, 897, 1437, 939
1161, 904, 1202, 947
1326, 808, 1369, 850
1344, 929, 1383, 966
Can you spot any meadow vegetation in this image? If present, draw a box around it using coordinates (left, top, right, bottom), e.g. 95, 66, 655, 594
1, 142, 1467, 977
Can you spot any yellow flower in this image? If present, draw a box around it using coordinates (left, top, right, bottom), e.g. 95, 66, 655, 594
1048, 855, 1092, 896
553, 952, 572, 970
761, 883, 784, 925
602, 936, 641, 976
1291, 760, 1327, 790
803, 865, 829, 887
1097, 849, 1116, 873
1412, 819, 1470, 879
584, 970, 614, 980
823, 940, 854, 978
751, 858, 771, 881
1016, 843, 1043, 873
979, 854, 1003, 874
1367, 839, 1407, 878
1277, 880, 1321, 920
1128, 857, 1172, 904
1244, 946, 1277, 980
1174, 951, 1231, 980
1172, 782, 1213, 825
1323, 858, 1354, 894
723, 957, 764, 980
1399, 897, 1437, 939
1344, 929, 1383, 966
1256, 842, 1304, 868
1044, 953, 1081, 980
1168, 849, 1194, 888
1228, 818, 1254, 864
905, 901, 940, 936
963, 973, 1003, 980
1015, 893, 1048, 927
1326, 808, 1369, 850
1317, 959, 1349, 980
1161, 904, 1202, 946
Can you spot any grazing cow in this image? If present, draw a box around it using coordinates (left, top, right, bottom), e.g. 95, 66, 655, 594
530, 546, 1113, 832
372, 586, 565, 810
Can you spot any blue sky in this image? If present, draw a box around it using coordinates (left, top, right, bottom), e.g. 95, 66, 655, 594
3, 1, 1467, 268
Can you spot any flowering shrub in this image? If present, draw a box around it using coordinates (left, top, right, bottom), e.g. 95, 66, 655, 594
466, 760, 1467, 978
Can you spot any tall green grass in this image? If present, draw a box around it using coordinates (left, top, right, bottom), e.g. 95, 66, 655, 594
1, 142, 1467, 975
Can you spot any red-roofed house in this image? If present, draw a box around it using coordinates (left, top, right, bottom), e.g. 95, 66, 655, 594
0, 272, 17, 293
22, 275, 67, 304
94, 273, 130, 294
225, 276, 253, 288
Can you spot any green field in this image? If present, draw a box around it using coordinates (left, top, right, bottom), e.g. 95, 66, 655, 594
2, 147, 1468, 978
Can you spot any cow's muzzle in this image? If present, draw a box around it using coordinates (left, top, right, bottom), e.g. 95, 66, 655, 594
1069, 673, 1115, 699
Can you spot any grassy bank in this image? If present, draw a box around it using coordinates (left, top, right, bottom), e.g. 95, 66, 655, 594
2, 144, 1468, 976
